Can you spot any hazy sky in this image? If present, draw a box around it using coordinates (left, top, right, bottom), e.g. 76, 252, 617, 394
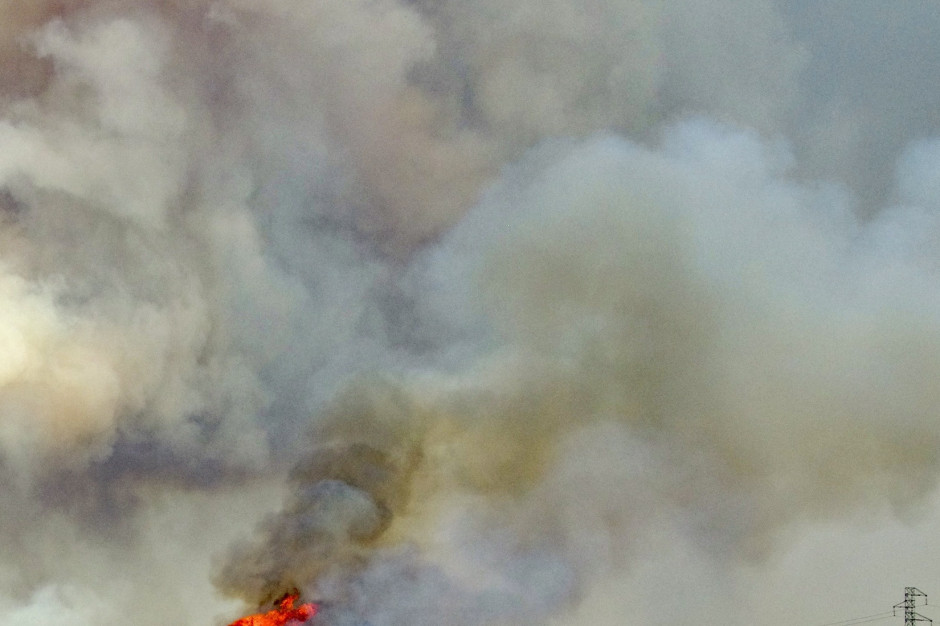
1, 1, 940, 625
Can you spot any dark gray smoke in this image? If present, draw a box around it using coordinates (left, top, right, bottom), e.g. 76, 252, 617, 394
2, 1, 940, 625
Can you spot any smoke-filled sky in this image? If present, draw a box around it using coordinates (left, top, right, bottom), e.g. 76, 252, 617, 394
2, 1, 940, 625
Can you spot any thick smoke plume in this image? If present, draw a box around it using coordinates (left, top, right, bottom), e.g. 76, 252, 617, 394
3, 1, 940, 625
217, 122, 940, 624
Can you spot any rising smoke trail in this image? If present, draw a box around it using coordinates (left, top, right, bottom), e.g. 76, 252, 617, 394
1, 1, 940, 625
216, 121, 940, 624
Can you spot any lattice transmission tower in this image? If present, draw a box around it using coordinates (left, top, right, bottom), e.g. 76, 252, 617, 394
895, 587, 931, 626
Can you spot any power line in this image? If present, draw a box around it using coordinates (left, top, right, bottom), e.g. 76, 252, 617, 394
844, 617, 902, 626
813, 611, 896, 626
797, 588, 935, 626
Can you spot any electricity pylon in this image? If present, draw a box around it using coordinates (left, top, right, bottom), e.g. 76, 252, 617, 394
895, 587, 931, 625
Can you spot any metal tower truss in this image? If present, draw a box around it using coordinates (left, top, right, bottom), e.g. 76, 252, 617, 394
895, 587, 931, 626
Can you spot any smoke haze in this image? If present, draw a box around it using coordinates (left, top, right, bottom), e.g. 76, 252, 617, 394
2, 1, 940, 624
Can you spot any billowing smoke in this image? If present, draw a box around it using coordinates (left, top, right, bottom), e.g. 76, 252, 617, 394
215, 121, 940, 624
2, 1, 940, 625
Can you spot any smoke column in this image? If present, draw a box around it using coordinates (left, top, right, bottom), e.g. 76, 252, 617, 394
2, 1, 940, 624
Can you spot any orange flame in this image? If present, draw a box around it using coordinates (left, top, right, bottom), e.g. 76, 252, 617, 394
227, 593, 318, 626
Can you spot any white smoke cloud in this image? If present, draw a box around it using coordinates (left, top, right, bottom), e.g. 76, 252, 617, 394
0, 585, 118, 626
217, 119, 940, 624
1, 1, 940, 625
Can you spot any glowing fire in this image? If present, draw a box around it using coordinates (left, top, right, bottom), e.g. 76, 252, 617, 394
227, 592, 318, 626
